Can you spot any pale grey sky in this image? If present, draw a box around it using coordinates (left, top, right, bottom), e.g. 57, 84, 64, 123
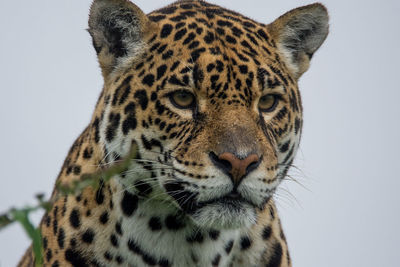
0, 0, 399, 266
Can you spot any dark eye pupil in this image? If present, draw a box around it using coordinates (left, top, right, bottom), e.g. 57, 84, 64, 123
179, 93, 189, 99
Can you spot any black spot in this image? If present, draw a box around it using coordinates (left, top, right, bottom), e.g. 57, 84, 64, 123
151, 92, 158, 102
121, 191, 138, 217
123, 99, 136, 113
216, 27, 225, 35
174, 28, 187, 41
212, 254, 221, 266
83, 147, 93, 159
65, 249, 88, 266
215, 60, 224, 72
257, 29, 270, 42
160, 6, 177, 14
160, 24, 173, 38
82, 228, 95, 244
294, 118, 301, 135
164, 182, 197, 214
193, 64, 204, 86
243, 21, 256, 28
104, 251, 113, 261
232, 26, 243, 37
186, 231, 204, 243
170, 15, 186, 22
148, 217, 162, 231
52, 213, 58, 234
165, 214, 185, 230
204, 31, 215, 43
134, 90, 148, 110
118, 83, 132, 106
46, 249, 52, 261
142, 74, 155, 87
157, 44, 167, 54
57, 228, 65, 249
115, 221, 123, 235
155, 100, 166, 115
162, 50, 174, 60
181, 4, 194, 9
110, 234, 119, 247
69, 209, 81, 229
280, 141, 290, 153
175, 22, 186, 29
99, 211, 109, 224
209, 229, 220, 240
73, 165, 81, 175
106, 113, 121, 142
239, 65, 248, 74
246, 32, 259, 46
134, 180, 153, 196
262, 225, 272, 240
191, 48, 206, 61
127, 239, 158, 265
266, 242, 283, 267
142, 253, 157, 265
122, 115, 137, 135
93, 117, 100, 143
269, 205, 275, 219
45, 215, 51, 228
159, 258, 171, 267
225, 240, 234, 254
270, 66, 288, 86
51, 261, 59, 267
149, 15, 166, 22
183, 32, 196, 45
141, 135, 163, 152
157, 65, 167, 80
182, 11, 197, 16
207, 63, 215, 72
240, 236, 251, 250
225, 35, 237, 44
217, 20, 233, 27
127, 238, 141, 254
188, 41, 200, 49
70, 238, 77, 247
116, 255, 124, 264
43, 236, 48, 249
95, 185, 105, 205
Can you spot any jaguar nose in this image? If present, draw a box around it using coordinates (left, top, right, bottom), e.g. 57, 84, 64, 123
209, 152, 261, 186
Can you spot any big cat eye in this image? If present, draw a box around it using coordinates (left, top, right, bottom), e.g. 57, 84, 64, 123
258, 94, 279, 112
169, 90, 196, 109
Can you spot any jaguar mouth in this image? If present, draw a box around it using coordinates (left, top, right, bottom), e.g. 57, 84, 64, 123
197, 190, 254, 209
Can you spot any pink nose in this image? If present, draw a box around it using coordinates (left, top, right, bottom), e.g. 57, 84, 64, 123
217, 152, 260, 185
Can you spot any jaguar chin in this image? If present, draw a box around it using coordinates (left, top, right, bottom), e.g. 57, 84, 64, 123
191, 193, 259, 229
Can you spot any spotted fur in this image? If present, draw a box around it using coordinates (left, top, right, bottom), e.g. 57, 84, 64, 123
18, 0, 328, 266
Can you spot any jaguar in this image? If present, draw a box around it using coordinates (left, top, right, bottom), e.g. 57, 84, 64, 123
18, 0, 328, 266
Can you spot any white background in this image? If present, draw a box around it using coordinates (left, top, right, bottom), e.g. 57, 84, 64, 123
0, 0, 399, 266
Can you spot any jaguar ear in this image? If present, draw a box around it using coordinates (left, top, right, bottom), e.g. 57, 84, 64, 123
89, 0, 157, 79
268, 3, 329, 78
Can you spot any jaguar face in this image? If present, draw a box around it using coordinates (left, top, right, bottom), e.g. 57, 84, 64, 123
89, 0, 328, 229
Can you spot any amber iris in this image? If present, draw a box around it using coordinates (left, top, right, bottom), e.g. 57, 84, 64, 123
170, 90, 195, 109
258, 94, 279, 112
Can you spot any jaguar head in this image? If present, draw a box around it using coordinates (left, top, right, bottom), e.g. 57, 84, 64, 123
89, 0, 328, 229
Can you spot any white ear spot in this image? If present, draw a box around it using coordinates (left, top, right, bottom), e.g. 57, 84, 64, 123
268, 3, 329, 78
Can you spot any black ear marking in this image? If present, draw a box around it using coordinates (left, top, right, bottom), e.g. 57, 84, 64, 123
88, 0, 157, 78
268, 3, 329, 78
100, 10, 134, 58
